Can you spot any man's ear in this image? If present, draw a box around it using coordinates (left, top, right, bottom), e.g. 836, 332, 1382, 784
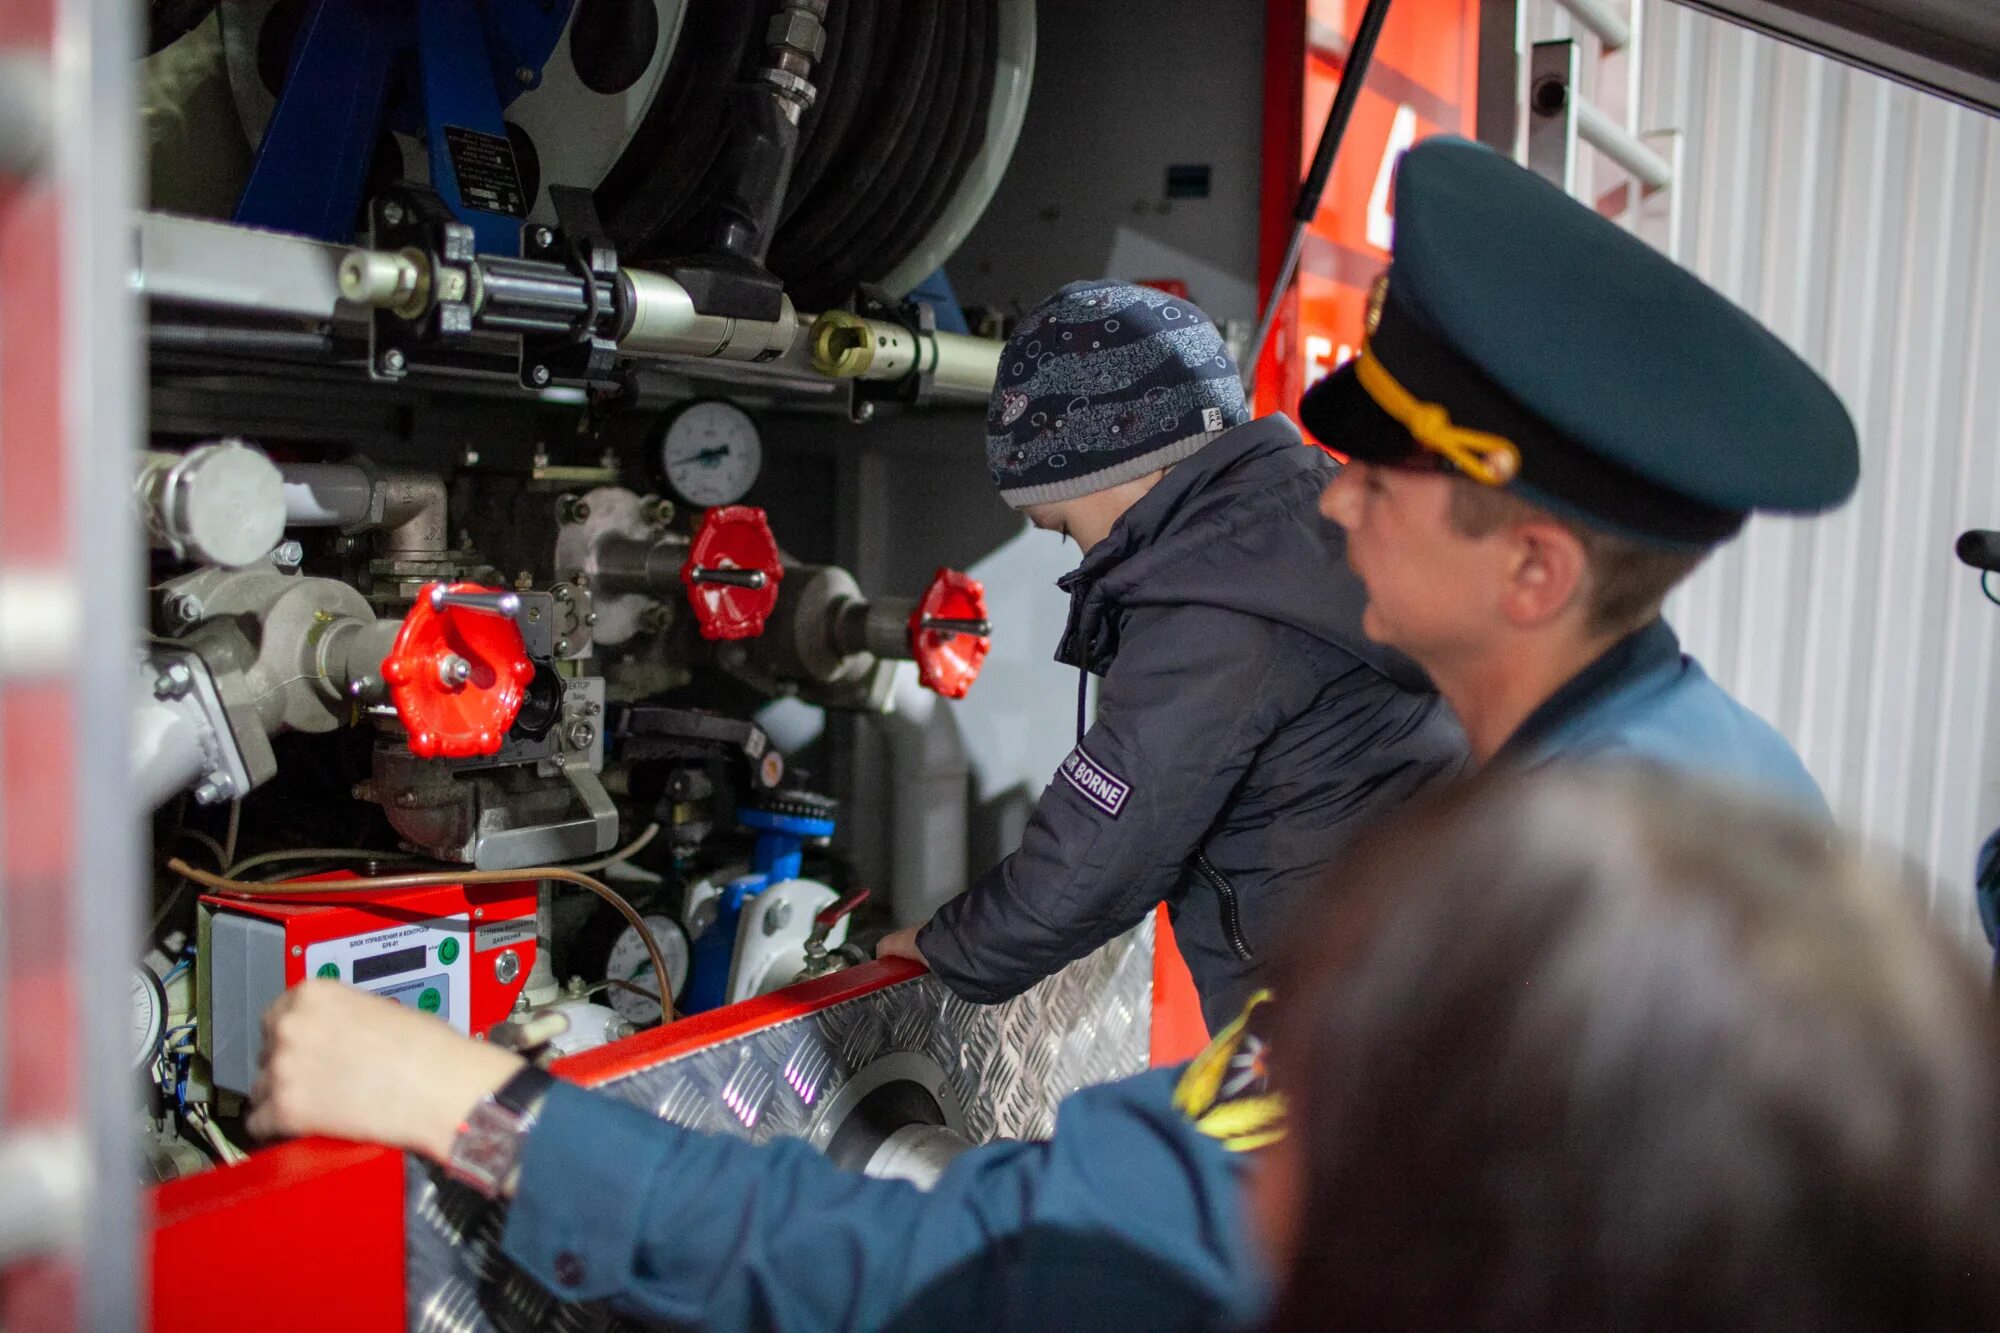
1498, 519, 1590, 628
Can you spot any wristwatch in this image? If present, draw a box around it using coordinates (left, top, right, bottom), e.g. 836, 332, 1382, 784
445, 1065, 556, 1199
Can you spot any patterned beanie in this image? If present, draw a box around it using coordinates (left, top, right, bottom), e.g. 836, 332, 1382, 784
986, 280, 1250, 508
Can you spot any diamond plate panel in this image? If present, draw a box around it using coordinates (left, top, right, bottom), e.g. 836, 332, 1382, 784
408, 917, 1154, 1331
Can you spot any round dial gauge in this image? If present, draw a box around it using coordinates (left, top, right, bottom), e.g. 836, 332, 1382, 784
605, 914, 692, 1024
131, 966, 167, 1071
660, 400, 763, 507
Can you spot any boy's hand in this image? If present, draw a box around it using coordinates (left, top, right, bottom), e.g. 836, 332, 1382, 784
876, 925, 928, 966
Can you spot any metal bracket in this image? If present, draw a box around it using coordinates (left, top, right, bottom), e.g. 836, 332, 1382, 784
139, 646, 256, 807
1527, 40, 1582, 192
519, 185, 623, 390
471, 762, 618, 869
363, 192, 480, 384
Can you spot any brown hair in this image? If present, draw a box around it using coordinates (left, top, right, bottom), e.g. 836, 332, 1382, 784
1448, 480, 1708, 635
1266, 767, 2000, 1332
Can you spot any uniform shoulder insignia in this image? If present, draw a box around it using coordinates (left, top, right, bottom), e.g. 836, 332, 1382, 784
1172, 990, 1285, 1153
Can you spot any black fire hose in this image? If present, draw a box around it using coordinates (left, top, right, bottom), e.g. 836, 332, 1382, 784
1242, 0, 1397, 381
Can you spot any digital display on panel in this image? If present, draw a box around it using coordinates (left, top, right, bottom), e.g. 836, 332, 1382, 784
353, 942, 429, 985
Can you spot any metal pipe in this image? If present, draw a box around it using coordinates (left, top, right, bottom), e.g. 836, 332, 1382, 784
278, 462, 374, 528
476, 256, 592, 334
136, 442, 287, 569
1575, 97, 1673, 190
593, 533, 689, 596
375, 467, 448, 556
807, 310, 1001, 397
1244, 0, 1397, 382
617, 268, 799, 363
277, 461, 449, 555
315, 615, 402, 703
833, 596, 915, 662
132, 695, 209, 812
1550, 0, 1630, 50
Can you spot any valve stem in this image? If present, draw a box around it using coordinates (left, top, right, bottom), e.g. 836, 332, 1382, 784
688, 566, 769, 590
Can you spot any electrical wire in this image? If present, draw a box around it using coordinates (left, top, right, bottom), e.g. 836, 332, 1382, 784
222, 847, 423, 880
221, 799, 242, 870
165, 858, 677, 1027
171, 828, 229, 870
152, 827, 232, 935
219, 823, 656, 881
185, 1104, 248, 1166
1982, 571, 2000, 608
562, 822, 660, 874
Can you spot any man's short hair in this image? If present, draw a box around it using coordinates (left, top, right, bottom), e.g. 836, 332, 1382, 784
1447, 479, 1708, 635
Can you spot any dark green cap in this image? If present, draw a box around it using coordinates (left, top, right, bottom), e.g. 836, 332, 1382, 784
1299, 136, 1860, 547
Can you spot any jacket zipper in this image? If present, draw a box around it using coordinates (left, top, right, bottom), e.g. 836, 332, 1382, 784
1192, 852, 1255, 963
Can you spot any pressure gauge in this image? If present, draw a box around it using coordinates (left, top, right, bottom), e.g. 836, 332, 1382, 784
659, 400, 763, 508
604, 914, 692, 1024
131, 966, 168, 1071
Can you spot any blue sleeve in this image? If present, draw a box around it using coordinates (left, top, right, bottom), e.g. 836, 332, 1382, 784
499, 1067, 1267, 1332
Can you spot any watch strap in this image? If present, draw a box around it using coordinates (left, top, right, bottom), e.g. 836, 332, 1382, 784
445, 1065, 557, 1198
492, 1064, 557, 1118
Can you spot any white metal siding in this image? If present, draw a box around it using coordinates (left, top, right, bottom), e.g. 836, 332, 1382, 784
1528, 0, 2000, 949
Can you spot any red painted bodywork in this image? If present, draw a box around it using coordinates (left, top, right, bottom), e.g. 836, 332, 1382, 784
146, 958, 923, 1331
1, 1, 79, 1321
1255, 0, 1482, 426
149, 1143, 406, 1333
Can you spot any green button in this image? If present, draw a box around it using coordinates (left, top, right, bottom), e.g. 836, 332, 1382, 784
417, 987, 442, 1013
438, 937, 461, 965
316, 963, 340, 980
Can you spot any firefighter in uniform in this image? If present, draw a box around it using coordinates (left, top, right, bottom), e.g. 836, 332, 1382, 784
1305, 136, 1858, 807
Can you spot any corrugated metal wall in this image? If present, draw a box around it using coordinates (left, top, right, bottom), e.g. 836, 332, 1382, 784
1525, 0, 2000, 950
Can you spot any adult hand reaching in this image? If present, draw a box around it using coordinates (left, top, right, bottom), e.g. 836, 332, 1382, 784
246, 979, 526, 1164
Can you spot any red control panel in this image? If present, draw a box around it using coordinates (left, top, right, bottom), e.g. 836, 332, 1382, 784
200, 877, 538, 1041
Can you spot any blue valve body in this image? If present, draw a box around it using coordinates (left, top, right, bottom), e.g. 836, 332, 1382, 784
680, 805, 838, 1015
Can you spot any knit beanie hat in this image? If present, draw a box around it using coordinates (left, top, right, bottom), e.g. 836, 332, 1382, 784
986, 280, 1250, 508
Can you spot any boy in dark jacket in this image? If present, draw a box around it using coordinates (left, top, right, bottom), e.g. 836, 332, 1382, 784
880, 280, 1466, 1029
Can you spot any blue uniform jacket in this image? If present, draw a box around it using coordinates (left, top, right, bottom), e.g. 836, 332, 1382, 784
1496, 618, 1828, 816
500, 1067, 1267, 1331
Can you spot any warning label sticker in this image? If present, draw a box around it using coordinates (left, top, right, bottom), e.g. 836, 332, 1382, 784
442, 125, 528, 218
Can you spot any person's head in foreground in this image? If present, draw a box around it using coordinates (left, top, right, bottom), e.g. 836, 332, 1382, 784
1253, 766, 2000, 1331
985, 278, 1249, 552
1303, 137, 1859, 760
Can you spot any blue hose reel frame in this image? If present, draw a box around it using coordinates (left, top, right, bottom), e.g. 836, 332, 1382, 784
233, 0, 573, 254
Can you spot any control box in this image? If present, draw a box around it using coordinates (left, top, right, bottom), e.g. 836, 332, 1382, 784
197, 876, 538, 1095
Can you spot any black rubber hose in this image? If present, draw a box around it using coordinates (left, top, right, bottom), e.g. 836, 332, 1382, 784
780, 0, 879, 224
784, 0, 853, 197
805, 0, 970, 302
849, 0, 996, 290
597, 0, 763, 258
770, 0, 938, 264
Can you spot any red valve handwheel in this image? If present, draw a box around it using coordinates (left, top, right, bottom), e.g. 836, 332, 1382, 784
680, 505, 783, 641
384, 582, 537, 759
908, 568, 991, 700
